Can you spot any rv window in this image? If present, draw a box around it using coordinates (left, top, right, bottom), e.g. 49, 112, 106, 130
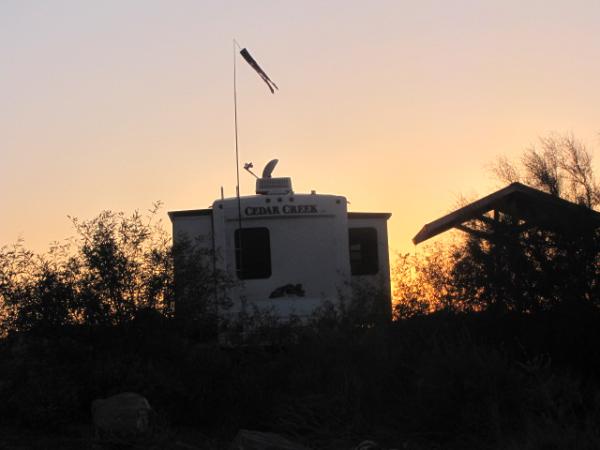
235, 228, 272, 279
349, 228, 379, 275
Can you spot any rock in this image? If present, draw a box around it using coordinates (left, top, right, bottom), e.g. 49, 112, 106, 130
230, 429, 309, 450
354, 441, 402, 450
355, 441, 380, 450
91, 392, 153, 440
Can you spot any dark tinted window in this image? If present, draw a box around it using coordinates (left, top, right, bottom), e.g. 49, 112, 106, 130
235, 228, 271, 279
349, 228, 379, 275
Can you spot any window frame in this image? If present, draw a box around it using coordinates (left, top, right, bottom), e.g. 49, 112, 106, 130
349, 227, 379, 276
234, 227, 272, 280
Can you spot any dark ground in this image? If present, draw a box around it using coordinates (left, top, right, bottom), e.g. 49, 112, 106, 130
1, 308, 600, 449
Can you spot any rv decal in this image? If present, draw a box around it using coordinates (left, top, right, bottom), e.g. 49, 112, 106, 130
269, 283, 306, 298
244, 205, 318, 216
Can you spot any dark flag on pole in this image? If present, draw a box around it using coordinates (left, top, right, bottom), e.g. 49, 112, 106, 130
239, 48, 279, 94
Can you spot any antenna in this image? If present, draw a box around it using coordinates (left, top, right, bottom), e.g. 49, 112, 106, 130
243, 162, 259, 179
233, 39, 244, 281
262, 159, 279, 178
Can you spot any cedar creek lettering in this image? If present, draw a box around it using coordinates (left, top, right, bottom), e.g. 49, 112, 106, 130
245, 204, 318, 216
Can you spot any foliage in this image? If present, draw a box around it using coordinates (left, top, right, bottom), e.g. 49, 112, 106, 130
0, 203, 221, 334
392, 244, 463, 319
70, 204, 173, 324
0, 134, 599, 448
494, 133, 600, 208
171, 235, 233, 339
393, 133, 600, 316
463, 134, 600, 312
0, 310, 599, 449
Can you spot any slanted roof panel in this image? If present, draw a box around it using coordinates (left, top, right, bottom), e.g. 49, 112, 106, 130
413, 182, 600, 245
168, 209, 212, 221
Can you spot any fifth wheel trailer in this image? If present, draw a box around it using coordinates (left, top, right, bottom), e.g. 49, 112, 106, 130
168, 160, 392, 322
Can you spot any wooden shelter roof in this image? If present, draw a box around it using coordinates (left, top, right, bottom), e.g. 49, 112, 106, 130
413, 182, 600, 245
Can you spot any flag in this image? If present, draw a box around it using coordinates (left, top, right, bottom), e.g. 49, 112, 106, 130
239, 48, 278, 94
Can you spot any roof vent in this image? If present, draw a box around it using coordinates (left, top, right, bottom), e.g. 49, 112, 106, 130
256, 177, 293, 195
255, 159, 293, 195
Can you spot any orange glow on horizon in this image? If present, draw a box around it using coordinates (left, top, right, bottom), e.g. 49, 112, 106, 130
1, 1, 599, 257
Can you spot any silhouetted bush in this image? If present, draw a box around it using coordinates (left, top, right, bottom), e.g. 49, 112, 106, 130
0, 194, 599, 447
0, 306, 598, 447
0, 206, 175, 333
394, 133, 600, 318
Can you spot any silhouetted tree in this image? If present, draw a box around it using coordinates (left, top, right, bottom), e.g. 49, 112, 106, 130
494, 133, 599, 208
171, 236, 233, 337
69, 205, 173, 324
455, 134, 600, 312
0, 204, 177, 332
393, 133, 600, 316
392, 246, 460, 318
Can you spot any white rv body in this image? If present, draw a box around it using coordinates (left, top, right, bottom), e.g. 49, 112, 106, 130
168, 168, 391, 321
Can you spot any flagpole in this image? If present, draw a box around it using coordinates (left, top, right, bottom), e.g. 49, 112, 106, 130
233, 39, 243, 278
231, 40, 276, 281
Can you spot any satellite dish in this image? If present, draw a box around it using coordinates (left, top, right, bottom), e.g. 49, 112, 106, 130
262, 159, 279, 178
243, 162, 258, 179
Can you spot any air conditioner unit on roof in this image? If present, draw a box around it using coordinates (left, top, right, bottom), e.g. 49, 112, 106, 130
256, 177, 293, 195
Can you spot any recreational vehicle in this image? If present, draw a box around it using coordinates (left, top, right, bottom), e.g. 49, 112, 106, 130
168, 160, 391, 322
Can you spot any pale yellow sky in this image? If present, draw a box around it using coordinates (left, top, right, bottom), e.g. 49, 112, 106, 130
1, 1, 599, 255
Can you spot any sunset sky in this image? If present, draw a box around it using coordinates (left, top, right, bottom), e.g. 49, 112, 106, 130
2, 0, 599, 256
